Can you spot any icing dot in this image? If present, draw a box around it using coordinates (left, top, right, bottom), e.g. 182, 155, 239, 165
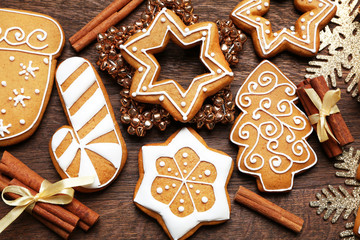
15, 32, 21, 38
196, 190, 200, 194
290, 26, 295, 31
172, 183, 176, 188
301, 26, 305, 31
181, 190, 185, 194
159, 161, 165, 167
264, 2, 269, 7
217, 69, 222, 74
250, 158, 257, 164
19, 119, 25, 125
175, 172, 179, 176
132, 92, 137, 97
35, 89, 40, 94
167, 167, 172, 172
301, 18, 306, 23
142, 86, 147, 91
138, 67, 144, 72
273, 159, 281, 167
265, 30, 270, 34
180, 199, 184, 204
246, 10, 250, 15
309, 0, 312, 2
192, 177, 196, 180
302, 35, 307, 39
273, 32, 278, 37
204, 170, 211, 176
189, 184, 193, 189
203, 87, 207, 92
183, 162, 188, 166
229, 72, 234, 77
159, 95, 165, 101
202, 197, 208, 204
202, 31, 207, 36
1, 81, 6, 87
142, 28, 147, 33
1, 109, 6, 114
181, 101, 186, 107
183, 170, 187, 174
156, 187, 163, 194
256, 17, 260, 22
43, 58, 49, 64
183, 152, 188, 158
8, 97, 12, 101
132, 46, 137, 52
165, 185, 169, 190
265, 21, 270, 26
257, 5, 262, 10
310, 12, 314, 16
185, 27, 189, 32
178, 206, 184, 212
210, 52, 215, 57
25, 76, 29, 80
183, 116, 187, 121
161, 17, 166, 23
9, 56, 15, 62
319, 3, 323, 7
198, 174, 203, 179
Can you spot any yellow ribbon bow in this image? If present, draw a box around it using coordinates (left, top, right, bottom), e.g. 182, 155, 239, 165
0, 176, 94, 233
305, 88, 341, 143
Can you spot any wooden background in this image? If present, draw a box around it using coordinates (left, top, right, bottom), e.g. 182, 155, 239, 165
1, 0, 359, 239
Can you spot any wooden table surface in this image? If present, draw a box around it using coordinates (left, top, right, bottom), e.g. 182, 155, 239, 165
1, 0, 359, 239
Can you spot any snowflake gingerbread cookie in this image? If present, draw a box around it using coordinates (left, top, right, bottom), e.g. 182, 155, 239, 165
0, 8, 64, 146
120, 8, 234, 122
134, 127, 233, 240
230, 60, 317, 192
230, 0, 336, 58
50, 57, 127, 192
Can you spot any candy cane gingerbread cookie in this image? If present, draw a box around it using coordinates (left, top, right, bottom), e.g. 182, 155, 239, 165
50, 57, 127, 192
120, 8, 233, 122
230, 0, 336, 58
0, 9, 64, 146
134, 127, 233, 240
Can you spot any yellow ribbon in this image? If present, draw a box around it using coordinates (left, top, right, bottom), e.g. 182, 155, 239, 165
305, 88, 341, 143
0, 176, 94, 233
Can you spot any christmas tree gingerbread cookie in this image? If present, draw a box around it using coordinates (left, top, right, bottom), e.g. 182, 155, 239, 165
134, 127, 233, 240
50, 57, 127, 192
230, 60, 317, 192
0, 8, 64, 146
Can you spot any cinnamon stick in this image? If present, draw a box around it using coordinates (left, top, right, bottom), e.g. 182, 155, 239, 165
234, 186, 304, 233
0, 152, 99, 231
33, 214, 70, 240
296, 85, 342, 158
69, 0, 131, 45
308, 76, 353, 146
71, 0, 144, 52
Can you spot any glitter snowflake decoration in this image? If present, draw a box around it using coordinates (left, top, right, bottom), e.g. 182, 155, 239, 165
310, 147, 360, 239
305, 0, 360, 101
19, 60, 39, 80
12, 88, 31, 107
0, 119, 11, 138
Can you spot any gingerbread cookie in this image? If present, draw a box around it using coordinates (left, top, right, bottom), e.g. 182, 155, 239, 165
230, 0, 336, 58
120, 8, 234, 122
0, 8, 64, 146
230, 60, 317, 192
134, 127, 233, 240
49, 57, 127, 192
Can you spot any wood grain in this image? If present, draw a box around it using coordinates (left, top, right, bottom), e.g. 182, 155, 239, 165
0, 0, 358, 239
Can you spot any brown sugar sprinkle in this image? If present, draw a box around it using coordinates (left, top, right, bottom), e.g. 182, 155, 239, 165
96, 0, 246, 136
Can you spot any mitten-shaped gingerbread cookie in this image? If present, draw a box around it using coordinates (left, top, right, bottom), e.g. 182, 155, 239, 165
50, 57, 127, 192
230, 60, 317, 192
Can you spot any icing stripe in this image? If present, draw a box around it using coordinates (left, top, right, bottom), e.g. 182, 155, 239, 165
51, 127, 69, 151
56, 58, 86, 85
78, 149, 101, 187
81, 114, 114, 143
57, 139, 79, 170
86, 143, 123, 168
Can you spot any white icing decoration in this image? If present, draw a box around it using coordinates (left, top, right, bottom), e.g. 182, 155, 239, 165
180, 199, 184, 204
142, 86, 147, 91
181, 101, 186, 107
9, 56, 15, 61
230, 60, 317, 192
159, 161, 165, 167
35, 89, 40, 94
210, 52, 215, 57
273, 33, 278, 37
198, 174, 202, 178
201, 197, 208, 203
1, 109, 5, 114
204, 170, 211, 176
301, 26, 305, 31
178, 206, 184, 212
189, 184, 193, 188
256, 17, 260, 22
19, 119, 25, 125
301, 18, 306, 23
168, 168, 172, 172
12, 88, 30, 107
181, 190, 185, 194
142, 28, 147, 33
165, 185, 170, 190
175, 172, 179, 176
161, 17, 166, 23
138, 66, 144, 72
264, 2, 269, 7
134, 128, 232, 240
18, 61, 39, 79
1, 81, 6, 87
51, 57, 126, 189
230, 0, 336, 56
157, 187, 163, 194
184, 162, 187, 166
43, 58, 49, 64
0, 119, 11, 137
132, 46, 137, 52
192, 177, 196, 180
121, 8, 233, 121
172, 183, 176, 188
257, 5, 262, 10
159, 95, 165, 101
203, 87, 207, 92
183, 153, 188, 159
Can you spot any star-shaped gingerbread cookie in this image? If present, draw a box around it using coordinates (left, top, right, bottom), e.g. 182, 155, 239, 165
120, 8, 233, 122
230, 0, 336, 58
134, 127, 233, 240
